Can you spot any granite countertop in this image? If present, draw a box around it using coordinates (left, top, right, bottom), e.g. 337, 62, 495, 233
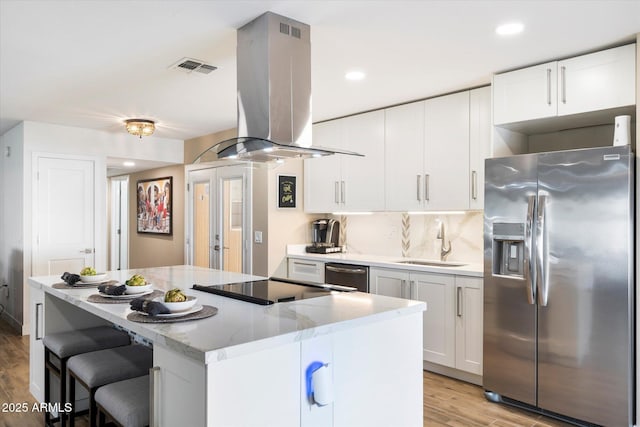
28, 265, 425, 365
286, 245, 484, 277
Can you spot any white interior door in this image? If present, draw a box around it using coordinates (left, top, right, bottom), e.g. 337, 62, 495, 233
33, 156, 95, 275
109, 177, 129, 270
187, 165, 252, 273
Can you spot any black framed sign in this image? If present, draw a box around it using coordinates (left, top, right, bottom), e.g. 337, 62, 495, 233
277, 175, 296, 208
136, 176, 172, 235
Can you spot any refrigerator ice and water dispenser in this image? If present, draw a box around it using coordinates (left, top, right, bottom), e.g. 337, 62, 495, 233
492, 223, 525, 278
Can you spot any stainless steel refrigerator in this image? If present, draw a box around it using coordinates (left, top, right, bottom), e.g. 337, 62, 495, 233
483, 145, 634, 427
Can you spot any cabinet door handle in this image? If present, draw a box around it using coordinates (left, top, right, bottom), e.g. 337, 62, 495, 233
295, 261, 318, 268
150, 366, 160, 427
424, 174, 430, 201
471, 170, 478, 200
560, 65, 567, 104
334, 181, 340, 204
546, 68, 552, 105
341, 181, 346, 204
456, 287, 462, 317
416, 175, 422, 202
35, 302, 43, 340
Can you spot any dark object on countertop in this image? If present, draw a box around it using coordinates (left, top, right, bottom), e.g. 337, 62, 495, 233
61, 272, 81, 286
98, 284, 126, 296
129, 298, 170, 316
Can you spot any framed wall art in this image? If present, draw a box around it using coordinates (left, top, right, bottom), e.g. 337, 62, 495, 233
277, 175, 296, 208
136, 176, 172, 235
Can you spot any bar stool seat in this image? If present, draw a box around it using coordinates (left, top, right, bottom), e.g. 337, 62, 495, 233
67, 344, 153, 427
42, 326, 131, 426
95, 375, 150, 427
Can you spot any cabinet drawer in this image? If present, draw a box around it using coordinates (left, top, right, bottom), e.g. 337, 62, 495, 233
287, 259, 325, 283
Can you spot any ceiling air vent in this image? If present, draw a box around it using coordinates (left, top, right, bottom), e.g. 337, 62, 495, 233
170, 57, 218, 75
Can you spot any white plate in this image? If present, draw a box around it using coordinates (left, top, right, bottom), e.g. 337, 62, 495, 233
99, 289, 153, 299
143, 305, 203, 318
80, 273, 108, 283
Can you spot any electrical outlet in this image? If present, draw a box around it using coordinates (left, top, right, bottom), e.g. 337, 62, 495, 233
254, 231, 263, 244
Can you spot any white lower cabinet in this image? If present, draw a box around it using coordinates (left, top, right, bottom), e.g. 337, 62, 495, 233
370, 268, 483, 376
288, 258, 325, 283
29, 286, 45, 403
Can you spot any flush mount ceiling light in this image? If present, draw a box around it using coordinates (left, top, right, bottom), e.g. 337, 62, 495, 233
495, 21, 524, 36
345, 70, 366, 81
125, 119, 155, 138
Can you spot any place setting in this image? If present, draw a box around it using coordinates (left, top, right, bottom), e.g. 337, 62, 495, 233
87, 273, 163, 303
126, 288, 218, 323
52, 268, 118, 289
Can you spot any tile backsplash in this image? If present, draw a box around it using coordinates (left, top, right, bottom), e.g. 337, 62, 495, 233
335, 211, 483, 264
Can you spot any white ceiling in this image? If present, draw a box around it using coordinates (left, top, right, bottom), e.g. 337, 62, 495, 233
1, 0, 639, 147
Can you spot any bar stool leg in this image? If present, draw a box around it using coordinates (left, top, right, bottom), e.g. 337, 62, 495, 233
44, 347, 51, 427
60, 358, 67, 427
89, 388, 97, 427
68, 374, 75, 427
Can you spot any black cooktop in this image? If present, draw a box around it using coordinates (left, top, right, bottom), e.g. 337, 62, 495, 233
192, 278, 355, 305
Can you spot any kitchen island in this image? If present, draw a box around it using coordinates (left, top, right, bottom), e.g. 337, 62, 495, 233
28, 265, 425, 427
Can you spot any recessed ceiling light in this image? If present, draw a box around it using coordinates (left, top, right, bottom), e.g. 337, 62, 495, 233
345, 70, 366, 81
495, 21, 524, 36
123, 161, 135, 167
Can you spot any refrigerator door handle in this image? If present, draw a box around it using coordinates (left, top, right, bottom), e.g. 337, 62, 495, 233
536, 194, 549, 306
524, 195, 536, 304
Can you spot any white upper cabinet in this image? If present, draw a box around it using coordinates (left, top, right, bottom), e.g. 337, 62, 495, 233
493, 44, 636, 126
304, 120, 342, 213
493, 62, 557, 124
424, 91, 470, 211
468, 86, 491, 210
341, 110, 386, 212
304, 110, 385, 213
557, 44, 636, 116
384, 101, 425, 212
384, 89, 490, 212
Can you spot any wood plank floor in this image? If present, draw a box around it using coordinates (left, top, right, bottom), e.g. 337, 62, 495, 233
0, 319, 571, 427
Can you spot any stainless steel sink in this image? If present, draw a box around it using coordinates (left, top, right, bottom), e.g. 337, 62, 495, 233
395, 260, 467, 267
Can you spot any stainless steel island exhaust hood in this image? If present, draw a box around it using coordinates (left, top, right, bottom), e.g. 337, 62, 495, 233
194, 11, 362, 164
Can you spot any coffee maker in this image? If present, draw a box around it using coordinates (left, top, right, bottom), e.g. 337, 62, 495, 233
306, 219, 341, 253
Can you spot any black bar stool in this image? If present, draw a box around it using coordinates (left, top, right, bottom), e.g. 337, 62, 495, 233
67, 344, 153, 427
95, 375, 150, 427
42, 326, 131, 427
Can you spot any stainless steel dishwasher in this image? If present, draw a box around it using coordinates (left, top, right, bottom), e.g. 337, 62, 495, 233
324, 263, 369, 293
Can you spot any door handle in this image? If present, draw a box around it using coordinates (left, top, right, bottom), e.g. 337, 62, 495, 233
471, 170, 478, 200
546, 68, 552, 106
341, 181, 346, 204
536, 194, 549, 306
334, 181, 340, 204
524, 195, 536, 304
79, 248, 93, 254
424, 174, 430, 201
456, 286, 462, 317
35, 302, 43, 340
416, 175, 422, 202
560, 66, 567, 104
325, 265, 366, 274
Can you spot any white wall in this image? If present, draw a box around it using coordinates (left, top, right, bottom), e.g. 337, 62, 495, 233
0, 120, 183, 333
0, 123, 25, 331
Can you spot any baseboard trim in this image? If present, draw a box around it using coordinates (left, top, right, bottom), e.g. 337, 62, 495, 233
0, 310, 23, 335
423, 361, 483, 386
